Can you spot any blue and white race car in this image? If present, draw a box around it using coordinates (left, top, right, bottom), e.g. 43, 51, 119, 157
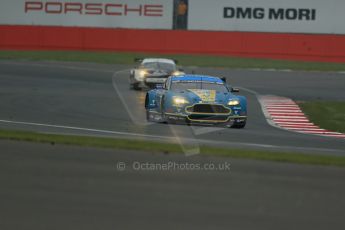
145, 75, 247, 128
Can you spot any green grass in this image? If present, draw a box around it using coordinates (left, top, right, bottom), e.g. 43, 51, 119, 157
299, 101, 345, 133
1, 50, 345, 71
1, 129, 345, 167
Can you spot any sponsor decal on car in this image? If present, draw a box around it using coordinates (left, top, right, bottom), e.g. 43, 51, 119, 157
145, 78, 167, 83
188, 89, 216, 103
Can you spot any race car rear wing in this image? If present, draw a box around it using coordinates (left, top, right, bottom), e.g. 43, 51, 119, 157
134, 58, 179, 64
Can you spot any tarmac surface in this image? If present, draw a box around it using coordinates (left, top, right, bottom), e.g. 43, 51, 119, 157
1, 60, 345, 229
0, 60, 344, 154
1, 139, 345, 230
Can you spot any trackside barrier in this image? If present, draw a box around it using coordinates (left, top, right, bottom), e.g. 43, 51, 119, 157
1, 25, 345, 62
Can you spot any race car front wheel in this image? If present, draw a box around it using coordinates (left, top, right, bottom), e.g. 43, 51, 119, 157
130, 82, 141, 90
146, 110, 152, 122
231, 119, 246, 129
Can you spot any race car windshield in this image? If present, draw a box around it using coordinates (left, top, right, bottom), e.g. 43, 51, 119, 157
171, 81, 228, 93
142, 62, 176, 72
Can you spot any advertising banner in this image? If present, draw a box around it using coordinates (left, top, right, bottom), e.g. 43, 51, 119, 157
188, 0, 345, 34
0, 0, 173, 29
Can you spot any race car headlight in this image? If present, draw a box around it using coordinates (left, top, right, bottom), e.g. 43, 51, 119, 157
139, 70, 148, 77
172, 71, 183, 76
172, 97, 189, 106
228, 100, 240, 106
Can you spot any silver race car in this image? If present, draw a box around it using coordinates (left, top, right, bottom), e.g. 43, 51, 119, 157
129, 58, 184, 90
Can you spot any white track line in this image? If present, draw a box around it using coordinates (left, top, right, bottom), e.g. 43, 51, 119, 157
0, 119, 173, 140
259, 95, 345, 139
4, 118, 332, 153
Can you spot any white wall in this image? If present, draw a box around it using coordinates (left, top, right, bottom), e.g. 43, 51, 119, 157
0, 0, 173, 29
1, 0, 344, 34
188, 0, 345, 34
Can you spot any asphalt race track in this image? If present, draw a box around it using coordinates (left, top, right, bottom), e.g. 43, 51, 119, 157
1, 140, 345, 230
1, 60, 345, 229
0, 60, 344, 154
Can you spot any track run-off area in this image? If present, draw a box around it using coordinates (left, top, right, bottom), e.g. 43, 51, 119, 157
260, 95, 345, 139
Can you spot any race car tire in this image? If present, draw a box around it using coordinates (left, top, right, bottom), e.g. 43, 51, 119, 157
130, 82, 141, 90
165, 117, 176, 125
231, 119, 246, 129
160, 97, 170, 124
146, 110, 153, 122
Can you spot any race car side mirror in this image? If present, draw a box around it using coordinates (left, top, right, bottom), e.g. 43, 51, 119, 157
220, 77, 227, 83
231, 87, 240, 93
134, 58, 143, 63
